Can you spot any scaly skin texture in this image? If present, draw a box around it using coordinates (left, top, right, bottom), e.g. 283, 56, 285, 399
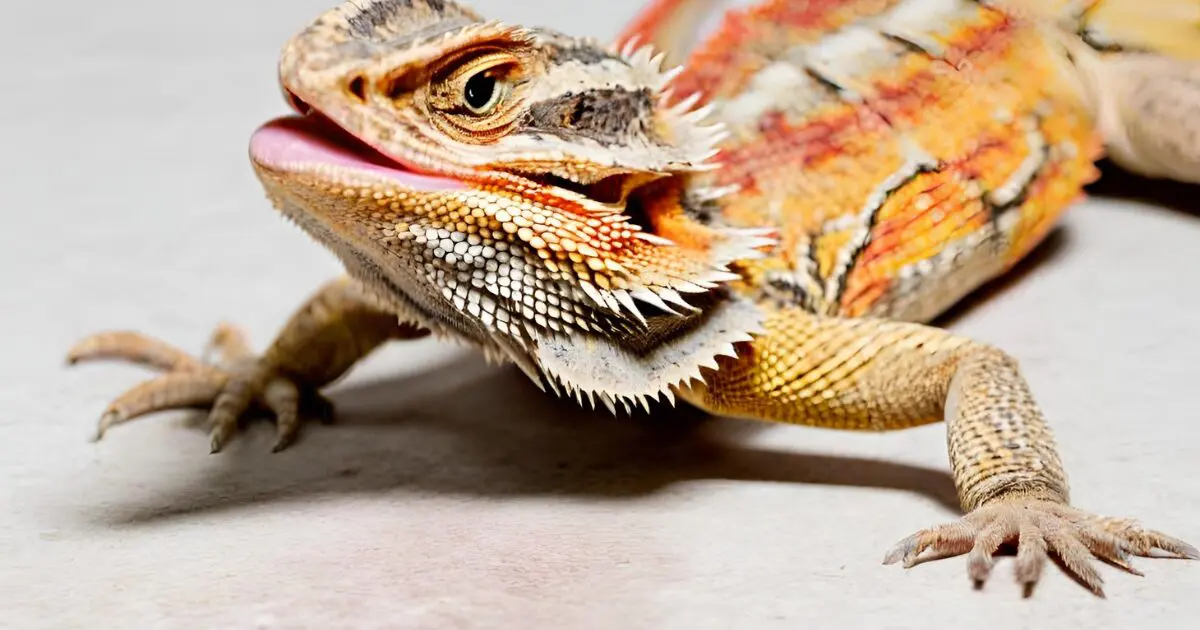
67, 0, 1198, 597
623, 0, 1200, 184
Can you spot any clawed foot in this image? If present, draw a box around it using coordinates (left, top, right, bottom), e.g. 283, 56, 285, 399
67, 324, 330, 452
883, 499, 1198, 596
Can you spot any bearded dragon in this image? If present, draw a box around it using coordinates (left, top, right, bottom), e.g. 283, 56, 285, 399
66, 0, 1200, 596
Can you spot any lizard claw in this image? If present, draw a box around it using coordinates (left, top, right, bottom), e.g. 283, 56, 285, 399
883, 499, 1197, 596
68, 326, 330, 452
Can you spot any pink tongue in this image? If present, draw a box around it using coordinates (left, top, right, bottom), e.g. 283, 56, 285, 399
249, 116, 465, 191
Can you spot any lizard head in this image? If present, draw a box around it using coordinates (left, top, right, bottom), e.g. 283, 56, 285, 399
249, 0, 772, 411
270, 0, 726, 198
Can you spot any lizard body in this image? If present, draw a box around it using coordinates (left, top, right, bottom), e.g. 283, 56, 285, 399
67, 0, 1199, 596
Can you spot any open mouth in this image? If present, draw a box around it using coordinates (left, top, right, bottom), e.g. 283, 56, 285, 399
249, 92, 662, 205
248, 107, 467, 192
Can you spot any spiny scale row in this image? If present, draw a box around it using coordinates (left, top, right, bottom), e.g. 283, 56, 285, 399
614, 36, 731, 170
542, 331, 753, 415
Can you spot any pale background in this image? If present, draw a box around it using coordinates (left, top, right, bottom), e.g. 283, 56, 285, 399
2, 1, 1199, 628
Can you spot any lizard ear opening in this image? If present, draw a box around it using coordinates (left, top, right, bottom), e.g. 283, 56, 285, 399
628, 177, 775, 277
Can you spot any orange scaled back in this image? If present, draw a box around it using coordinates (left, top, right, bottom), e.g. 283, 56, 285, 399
621, 0, 1103, 323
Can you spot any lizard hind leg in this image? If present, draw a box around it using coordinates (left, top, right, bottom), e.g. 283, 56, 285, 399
1076, 49, 1200, 184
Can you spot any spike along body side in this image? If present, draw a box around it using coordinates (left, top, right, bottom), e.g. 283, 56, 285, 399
68, 0, 1196, 596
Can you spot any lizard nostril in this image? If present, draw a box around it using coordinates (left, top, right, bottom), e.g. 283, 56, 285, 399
284, 90, 312, 115
347, 75, 367, 103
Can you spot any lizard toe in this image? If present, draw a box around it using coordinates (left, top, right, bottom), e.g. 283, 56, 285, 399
885, 499, 1197, 596
94, 371, 229, 440
202, 361, 330, 453
70, 325, 329, 453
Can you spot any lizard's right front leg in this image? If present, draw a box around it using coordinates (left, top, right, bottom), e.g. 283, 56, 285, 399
677, 305, 1196, 594
67, 276, 429, 452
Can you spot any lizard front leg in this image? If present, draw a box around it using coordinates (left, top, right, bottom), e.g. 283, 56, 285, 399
678, 306, 1196, 594
67, 276, 428, 452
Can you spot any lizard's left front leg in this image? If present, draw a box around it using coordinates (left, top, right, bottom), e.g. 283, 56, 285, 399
67, 277, 429, 452
679, 306, 1196, 594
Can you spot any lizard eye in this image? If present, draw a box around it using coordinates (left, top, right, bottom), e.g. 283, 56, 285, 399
463, 70, 505, 114
422, 49, 524, 140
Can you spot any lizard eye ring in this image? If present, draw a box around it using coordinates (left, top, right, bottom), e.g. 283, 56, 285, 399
421, 48, 526, 141
463, 70, 507, 115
